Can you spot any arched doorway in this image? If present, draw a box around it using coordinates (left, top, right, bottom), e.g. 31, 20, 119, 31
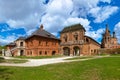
73, 46, 80, 56
52, 51, 56, 55
63, 47, 70, 56
20, 50, 24, 56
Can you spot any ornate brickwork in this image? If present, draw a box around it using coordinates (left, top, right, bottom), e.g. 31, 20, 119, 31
60, 24, 100, 56
101, 24, 119, 49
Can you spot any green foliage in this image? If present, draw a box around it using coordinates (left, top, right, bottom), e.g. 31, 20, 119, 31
0, 59, 28, 64
0, 57, 120, 80
0, 46, 6, 50
4, 59, 28, 64
0, 57, 5, 63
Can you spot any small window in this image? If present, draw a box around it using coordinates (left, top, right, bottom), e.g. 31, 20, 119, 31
91, 50, 93, 53
39, 41, 42, 46
39, 51, 42, 55
74, 33, 78, 41
86, 38, 89, 43
20, 42, 23, 46
45, 51, 47, 55
94, 49, 96, 53
64, 35, 67, 42
75, 36, 78, 41
65, 38, 67, 42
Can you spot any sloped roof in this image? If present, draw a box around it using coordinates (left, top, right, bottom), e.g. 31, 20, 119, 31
61, 24, 86, 33
26, 25, 59, 40
16, 37, 26, 40
6, 42, 16, 46
85, 36, 100, 46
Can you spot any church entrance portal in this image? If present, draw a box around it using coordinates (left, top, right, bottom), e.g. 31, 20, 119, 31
63, 47, 70, 56
73, 46, 80, 56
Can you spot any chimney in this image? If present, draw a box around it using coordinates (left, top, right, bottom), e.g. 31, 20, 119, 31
40, 24, 44, 30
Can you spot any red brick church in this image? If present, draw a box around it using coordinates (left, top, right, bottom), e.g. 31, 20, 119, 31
101, 24, 120, 49
60, 24, 100, 56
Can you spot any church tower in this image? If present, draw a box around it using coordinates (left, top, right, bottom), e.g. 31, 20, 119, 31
101, 24, 118, 49
101, 24, 111, 48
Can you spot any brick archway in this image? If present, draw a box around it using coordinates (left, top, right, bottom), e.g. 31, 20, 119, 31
63, 47, 70, 56
52, 51, 56, 55
20, 50, 24, 56
73, 46, 80, 56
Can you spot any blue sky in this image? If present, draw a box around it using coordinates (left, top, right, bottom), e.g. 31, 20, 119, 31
0, 0, 120, 45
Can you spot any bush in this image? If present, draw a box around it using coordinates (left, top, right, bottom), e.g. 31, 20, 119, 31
0, 57, 5, 63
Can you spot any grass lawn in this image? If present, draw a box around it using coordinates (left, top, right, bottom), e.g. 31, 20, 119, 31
0, 57, 28, 64
0, 57, 120, 80
14, 55, 63, 59
1, 59, 28, 64
110, 54, 120, 56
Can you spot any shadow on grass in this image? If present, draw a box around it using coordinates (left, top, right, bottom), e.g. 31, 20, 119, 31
0, 68, 13, 80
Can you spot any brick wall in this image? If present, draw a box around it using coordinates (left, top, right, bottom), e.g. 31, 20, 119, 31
25, 36, 60, 56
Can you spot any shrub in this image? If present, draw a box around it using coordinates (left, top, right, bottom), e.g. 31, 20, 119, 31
0, 57, 5, 63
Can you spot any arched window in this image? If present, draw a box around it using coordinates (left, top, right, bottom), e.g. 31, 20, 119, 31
86, 38, 89, 43
45, 51, 47, 55
39, 41, 41, 46
74, 33, 78, 41
39, 51, 42, 55
64, 34, 67, 42
52, 51, 56, 55
20, 42, 23, 46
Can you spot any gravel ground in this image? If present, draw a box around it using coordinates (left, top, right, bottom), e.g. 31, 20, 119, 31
0, 56, 109, 67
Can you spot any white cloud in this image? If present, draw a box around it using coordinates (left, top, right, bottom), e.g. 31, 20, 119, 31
64, 17, 91, 31
0, 0, 46, 30
85, 28, 105, 42
40, 0, 74, 35
0, 0, 118, 45
6, 19, 25, 28
26, 28, 37, 36
71, 0, 111, 18
47, 0, 73, 17
41, 14, 65, 33
0, 0, 117, 30
100, 0, 111, 3
89, 6, 118, 23
0, 36, 17, 45
114, 22, 120, 43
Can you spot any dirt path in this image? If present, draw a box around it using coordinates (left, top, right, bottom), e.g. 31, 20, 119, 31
0, 56, 109, 67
